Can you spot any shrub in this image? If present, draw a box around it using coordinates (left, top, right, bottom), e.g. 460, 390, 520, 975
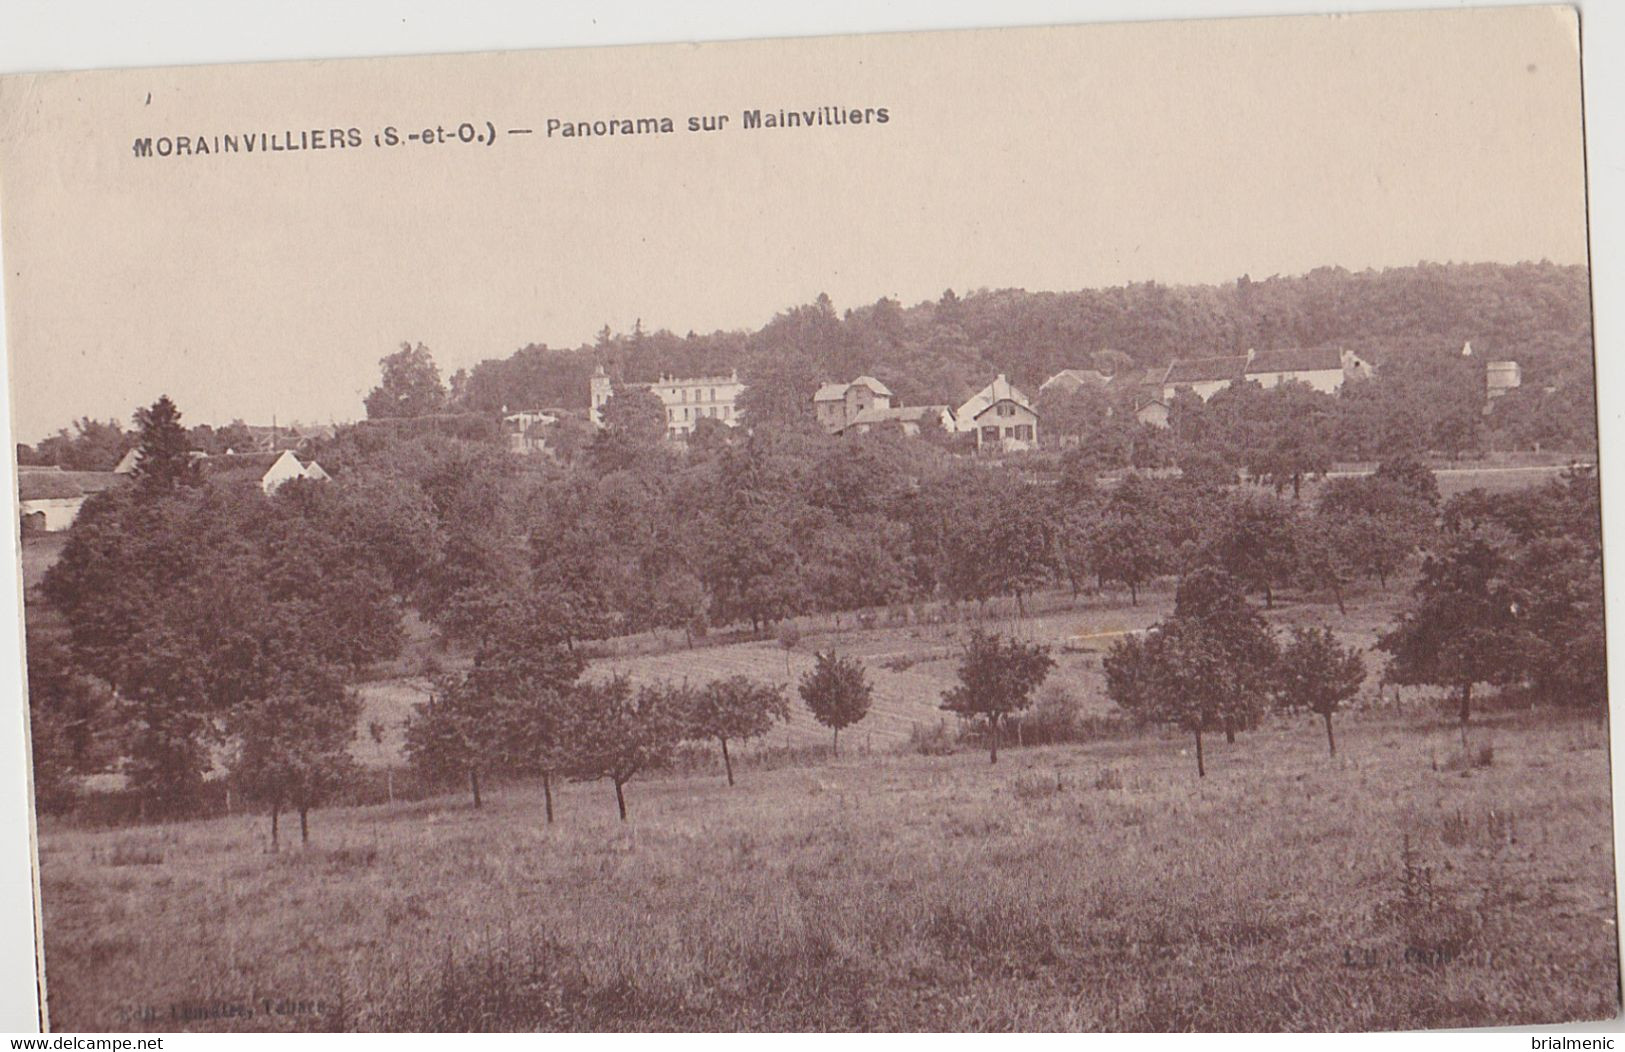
908, 720, 957, 756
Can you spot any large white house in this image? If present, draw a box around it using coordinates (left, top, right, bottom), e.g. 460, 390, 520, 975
589, 364, 745, 440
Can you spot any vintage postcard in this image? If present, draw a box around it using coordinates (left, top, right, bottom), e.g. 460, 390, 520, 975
0, 4, 1614, 1034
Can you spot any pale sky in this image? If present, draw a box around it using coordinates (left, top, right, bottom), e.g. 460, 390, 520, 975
0, 5, 1589, 443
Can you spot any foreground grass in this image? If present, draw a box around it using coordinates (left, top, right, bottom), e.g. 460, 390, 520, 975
39, 712, 1617, 1032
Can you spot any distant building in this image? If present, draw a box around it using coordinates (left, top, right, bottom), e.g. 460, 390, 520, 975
199, 450, 328, 495
590, 364, 744, 440
813, 376, 894, 433
1159, 347, 1371, 403
1159, 355, 1251, 402
501, 408, 560, 454
840, 403, 956, 437
956, 375, 1038, 452
1135, 400, 1171, 429
17, 468, 124, 532
1038, 368, 1111, 397
1486, 360, 1522, 401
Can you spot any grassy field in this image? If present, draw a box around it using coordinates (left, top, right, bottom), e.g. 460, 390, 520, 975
38, 707, 1618, 1031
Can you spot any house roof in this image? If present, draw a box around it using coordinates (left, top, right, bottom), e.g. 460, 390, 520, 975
198, 450, 309, 484
18, 469, 124, 501
849, 375, 893, 397
846, 404, 952, 427
958, 375, 1032, 421
1164, 355, 1249, 386
1040, 369, 1110, 393
815, 376, 894, 402
1245, 347, 1343, 375
18, 471, 86, 500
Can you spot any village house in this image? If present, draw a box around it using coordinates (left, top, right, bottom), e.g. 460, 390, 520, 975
17, 467, 124, 532
839, 403, 956, 437
590, 364, 745, 440
956, 375, 1039, 452
813, 375, 895, 433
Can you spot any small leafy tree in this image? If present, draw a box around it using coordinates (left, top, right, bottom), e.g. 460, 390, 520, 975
684, 676, 790, 785
940, 629, 1055, 764
1275, 627, 1366, 756
403, 674, 501, 808
229, 667, 361, 848
799, 651, 872, 756
565, 676, 684, 821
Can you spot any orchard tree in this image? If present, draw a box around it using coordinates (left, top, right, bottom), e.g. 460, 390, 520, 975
684, 676, 790, 785
403, 673, 504, 808
799, 651, 872, 756
565, 676, 684, 821
1275, 627, 1365, 756
1106, 569, 1279, 774
364, 342, 448, 419
1091, 475, 1167, 604
1244, 381, 1336, 499
940, 628, 1055, 763
1377, 537, 1525, 724
1104, 619, 1237, 777
229, 666, 361, 848
1200, 492, 1299, 608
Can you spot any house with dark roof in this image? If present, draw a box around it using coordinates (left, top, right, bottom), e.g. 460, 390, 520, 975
1159, 347, 1372, 403
839, 403, 956, 438
813, 376, 895, 433
17, 468, 124, 532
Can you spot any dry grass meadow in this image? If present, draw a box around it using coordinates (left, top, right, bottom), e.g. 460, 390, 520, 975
39, 704, 1619, 1031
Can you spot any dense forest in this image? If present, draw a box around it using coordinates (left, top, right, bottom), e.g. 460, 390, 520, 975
450, 261, 1593, 415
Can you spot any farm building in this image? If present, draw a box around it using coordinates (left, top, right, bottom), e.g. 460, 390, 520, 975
17, 468, 124, 532
198, 450, 329, 495
814, 376, 895, 433
1158, 347, 1371, 403
956, 375, 1039, 452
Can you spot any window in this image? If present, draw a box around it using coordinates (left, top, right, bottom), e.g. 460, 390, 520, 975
710, 388, 716, 402
981, 426, 999, 445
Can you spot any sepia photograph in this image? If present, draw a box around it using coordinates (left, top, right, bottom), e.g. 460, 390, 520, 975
0, 2, 1617, 1034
